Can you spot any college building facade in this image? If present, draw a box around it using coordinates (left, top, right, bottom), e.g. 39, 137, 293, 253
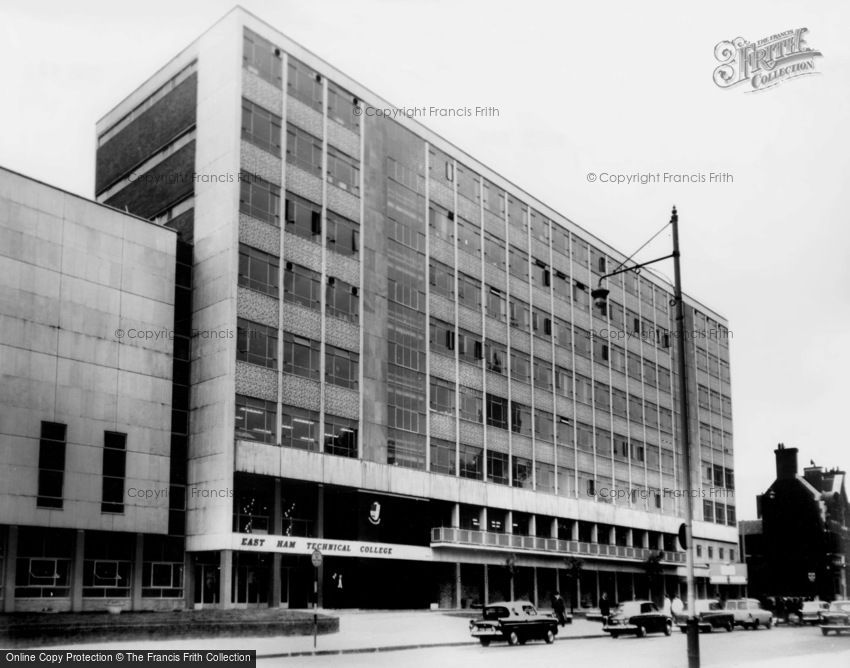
1, 7, 738, 612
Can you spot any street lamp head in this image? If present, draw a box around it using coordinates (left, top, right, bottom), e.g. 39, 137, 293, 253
591, 286, 610, 309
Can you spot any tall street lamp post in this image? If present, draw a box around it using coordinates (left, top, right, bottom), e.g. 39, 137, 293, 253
590, 206, 700, 668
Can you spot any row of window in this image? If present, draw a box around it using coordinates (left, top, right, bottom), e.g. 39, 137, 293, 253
697, 385, 733, 417
235, 395, 357, 457
702, 500, 737, 527
243, 29, 360, 132
281, 334, 359, 389
36, 422, 128, 514
695, 542, 736, 562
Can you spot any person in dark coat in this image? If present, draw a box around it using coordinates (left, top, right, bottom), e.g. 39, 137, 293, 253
599, 592, 611, 625
552, 591, 568, 626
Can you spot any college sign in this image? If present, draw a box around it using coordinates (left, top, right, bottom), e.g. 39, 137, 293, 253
232, 533, 433, 561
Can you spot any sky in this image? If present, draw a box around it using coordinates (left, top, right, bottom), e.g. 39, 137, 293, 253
1, 0, 848, 520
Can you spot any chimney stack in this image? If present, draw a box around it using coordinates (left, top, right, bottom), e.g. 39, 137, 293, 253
774, 443, 799, 480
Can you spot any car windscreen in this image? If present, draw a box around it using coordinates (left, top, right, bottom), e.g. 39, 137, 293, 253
831, 602, 850, 613
483, 606, 510, 620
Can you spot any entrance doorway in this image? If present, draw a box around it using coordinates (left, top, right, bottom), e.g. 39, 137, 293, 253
193, 562, 220, 607
233, 553, 269, 607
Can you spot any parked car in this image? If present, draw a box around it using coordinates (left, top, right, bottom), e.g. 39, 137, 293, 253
604, 600, 673, 638
723, 598, 774, 629
674, 599, 735, 633
820, 600, 850, 636
795, 601, 830, 625
469, 601, 559, 646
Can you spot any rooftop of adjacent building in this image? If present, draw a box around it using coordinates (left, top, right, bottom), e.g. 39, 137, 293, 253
93, 5, 728, 325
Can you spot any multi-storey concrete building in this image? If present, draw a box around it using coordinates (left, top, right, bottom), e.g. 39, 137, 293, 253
0, 167, 180, 612
1, 6, 737, 612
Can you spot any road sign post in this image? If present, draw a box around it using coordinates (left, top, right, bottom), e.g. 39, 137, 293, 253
311, 549, 323, 648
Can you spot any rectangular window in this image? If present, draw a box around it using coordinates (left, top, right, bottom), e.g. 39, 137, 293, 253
508, 246, 528, 280
703, 500, 714, 522
509, 297, 530, 331
324, 415, 358, 457
532, 307, 551, 338
482, 181, 505, 215
286, 123, 322, 174
574, 328, 591, 358
459, 387, 483, 423
594, 381, 610, 412
512, 456, 532, 488
485, 287, 506, 322
326, 276, 359, 323
533, 358, 553, 392
531, 260, 550, 289
430, 439, 456, 476
429, 203, 454, 242
240, 172, 281, 225
456, 216, 481, 257
535, 409, 554, 441
530, 211, 549, 243
236, 318, 278, 368
629, 395, 643, 422
285, 192, 322, 242
283, 261, 321, 309
37, 422, 66, 508
239, 244, 279, 297
325, 344, 359, 389
574, 374, 592, 404
387, 428, 426, 470
511, 401, 533, 436
487, 451, 509, 485
459, 444, 483, 479
612, 389, 627, 417
484, 231, 505, 268
242, 99, 282, 156
429, 259, 455, 299
287, 56, 322, 110
486, 394, 509, 430
430, 377, 456, 414
554, 366, 572, 397
235, 395, 276, 444
510, 351, 531, 384
457, 273, 481, 310
282, 333, 321, 380
243, 29, 282, 87
326, 210, 359, 257
281, 406, 319, 451
327, 81, 359, 132
326, 146, 360, 195
457, 330, 482, 365
573, 281, 589, 309
101, 431, 126, 514
485, 340, 507, 374
576, 422, 593, 452
429, 319, 455, 357
554, 318, 571, 349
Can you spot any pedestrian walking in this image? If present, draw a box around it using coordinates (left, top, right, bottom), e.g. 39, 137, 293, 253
599, 592, 611, 626
671, 594, 684, 617
552, 591, 568, 626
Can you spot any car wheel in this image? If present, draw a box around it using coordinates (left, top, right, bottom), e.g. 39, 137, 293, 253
766, 617, 773, 629
664, 621, 673, 636
726, 620, 734, 632
822, 628, 829, 636
637, 625, 648, 638
479, 638, 490, 647
545, 629, 555, 644
611, 631, 619, 639
753, 619, 760, 630
508, 631, 520, 646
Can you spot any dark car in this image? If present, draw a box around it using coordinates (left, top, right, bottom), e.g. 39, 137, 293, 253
604, 600, 673, 638
820, 600, 850, 636
469, 601, 559, 646
675, 599, 735, 633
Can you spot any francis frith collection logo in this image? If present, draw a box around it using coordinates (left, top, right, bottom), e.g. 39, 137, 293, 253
713, 28, 822, 92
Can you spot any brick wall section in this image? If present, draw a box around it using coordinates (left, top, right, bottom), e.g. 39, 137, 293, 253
511, 330, 531, 353
239, 213, 280, 256
286, 165, 322, 204
287, 96, 324, 138
236, 286, 279, 328
484, 264, 507, 290
457, 196, 480, 223
457, 305, 479, 331
429, 179, 453, 210
241, 141, 281, 185
488, 428, 509, 453
460, 421, 484, 445
326, 184, 360, 221
536, 392, 554, 412
458, 362, 483, 389
430, 413, 456, 440
235, 361, 278, 401
96, 73, 197, 194
429, 237, 453, 266
429, 294, 454, 323
487, 372, 509, 396
456, 250, 481, 278
508, 224, 527, 249
327, 121, 359, 159
485, 317, 507, 344
513, 434, 533, 459
104, 142, 195, 219
243, 71, 283, 116
429, 354, 455, 381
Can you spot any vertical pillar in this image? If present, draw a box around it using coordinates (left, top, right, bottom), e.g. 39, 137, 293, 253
529, 515, 537, 537
626, 529, 634, 548
131, 533, 143, 611
571, 520, 579, 541
575, 572, 581, 611
220, 550, 233, 609
532, 566, 538, 607
483, 564, 489, 605
480, 507, 488, 533
590, 523, 598, 543
613, 571, 619, 602
455, 563, 462, 609
4, 526, 17, 613
630, 573, 635, 599
317, 484, 324, 608
657, 533, 664, 551
184, 551, 195, 609
642, 532, 650, 549
270, 478, 282, 608
595, 569, 600, 605
608, 526, 616, 545
71, 530, 84, 612
550, 517, 558, 539
505, 511, 513, 534
451, 503, 460, 528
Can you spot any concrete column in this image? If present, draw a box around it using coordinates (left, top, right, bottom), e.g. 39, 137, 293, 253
455, 563, 462, 608
220, 550, 233, 609
480, 507, 488, 533
590, 523, 598, 543
505, 511, 513, 534
451, 503, 460, 528
613, 572, 619, 602
184, 551, 195, 609
71, 530, 84, 612
529, 515, 537, 537
4, 526, 17, 613
608, 526, 616, 545
630, 573, 635, 599
657, 533, 664, 551
270, 478, 282, 608
550, 517, 558, 539
317, 484, 324, 608
571, 521, 579, 541
576, 573, 582, 611
532, 567, 538, 607
483, 564, 489, 605
642, 532, 650, 549
626, 529, 634, 547
131, 533, 143, 611
595, 569, 600, 605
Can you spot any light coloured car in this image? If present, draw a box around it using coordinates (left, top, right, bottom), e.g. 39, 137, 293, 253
723, 598, 774, 629
820, 600, 850, 636
799, 601, 830, 624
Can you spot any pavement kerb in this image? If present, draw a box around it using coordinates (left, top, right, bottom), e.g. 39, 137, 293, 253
257, 632, 609, 659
